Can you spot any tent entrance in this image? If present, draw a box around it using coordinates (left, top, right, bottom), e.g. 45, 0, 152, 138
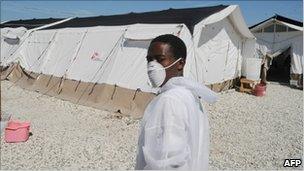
266, 47, 291, 83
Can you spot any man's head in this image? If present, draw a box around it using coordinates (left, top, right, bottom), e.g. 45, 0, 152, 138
147, 34, 187, 87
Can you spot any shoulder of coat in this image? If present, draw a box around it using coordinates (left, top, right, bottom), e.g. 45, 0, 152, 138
161, 87, 195, 101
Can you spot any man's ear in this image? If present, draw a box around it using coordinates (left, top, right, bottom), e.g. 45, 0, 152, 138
177, 59, 185, 71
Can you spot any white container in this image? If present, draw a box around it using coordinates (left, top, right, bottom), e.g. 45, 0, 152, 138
245, 58, 262, 81
290, 80, 298, 86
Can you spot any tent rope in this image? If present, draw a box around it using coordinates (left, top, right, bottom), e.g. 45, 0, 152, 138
224, 42, 230, 71
3, 30, 33, 65
63, 29, 89, 75
132, 88, 141, 100
74, 80, 81, 92
38, 30, 87, 97
57, 76, 65, 94
111, 84, 117, 100
88, 82, 97, 95
46, 75, 53, 87
75, 29, 127, 105
191, 36, 200, 82
36, 30, 88, 97
26, 71, 34, 80
93, 28, 128, 84
6, 31, 58, 89
1, 63, 16, 80
37, 77, 63, 98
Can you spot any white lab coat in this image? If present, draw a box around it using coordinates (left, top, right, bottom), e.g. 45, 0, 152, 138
135, 76, 218, 170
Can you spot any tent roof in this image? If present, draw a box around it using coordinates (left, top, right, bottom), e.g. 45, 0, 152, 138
42, 5, 228, 34
249, 14, 303, 29
0, 18, 65, 29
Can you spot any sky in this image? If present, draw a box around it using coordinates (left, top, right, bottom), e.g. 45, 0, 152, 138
1, 1, 303, 27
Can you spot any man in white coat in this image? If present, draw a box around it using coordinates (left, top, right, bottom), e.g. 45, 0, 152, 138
135, 34, 218, 170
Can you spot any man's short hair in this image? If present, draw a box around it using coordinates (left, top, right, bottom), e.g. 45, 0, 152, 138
151, 34, 187, 60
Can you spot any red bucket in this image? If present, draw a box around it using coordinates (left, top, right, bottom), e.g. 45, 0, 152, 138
5, 120, 30, 143
254, 83, 266, 96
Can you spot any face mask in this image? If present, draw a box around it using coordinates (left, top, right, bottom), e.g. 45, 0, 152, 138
147, 58, 182, 87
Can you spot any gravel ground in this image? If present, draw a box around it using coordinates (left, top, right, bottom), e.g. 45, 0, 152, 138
1, 80, 303, 170
206, 83, 303, 170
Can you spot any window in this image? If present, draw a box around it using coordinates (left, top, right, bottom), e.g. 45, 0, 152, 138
254, 29, 263, 33
264, 24, 275, 32
276, 24, 287, 32
288, 27, 298, 32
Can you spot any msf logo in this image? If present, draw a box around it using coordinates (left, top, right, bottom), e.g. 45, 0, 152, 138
283, 159, 302, 167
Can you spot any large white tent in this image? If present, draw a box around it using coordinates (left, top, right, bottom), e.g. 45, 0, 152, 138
1, 27, 27, 67
250, 15, 303, 87
1, 5, 255, 117
1, 18, 72, 69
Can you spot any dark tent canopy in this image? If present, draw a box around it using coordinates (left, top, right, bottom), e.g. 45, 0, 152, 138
42, 5, 228, 34
0, 18, 64, 29
249, 14, 303, 29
